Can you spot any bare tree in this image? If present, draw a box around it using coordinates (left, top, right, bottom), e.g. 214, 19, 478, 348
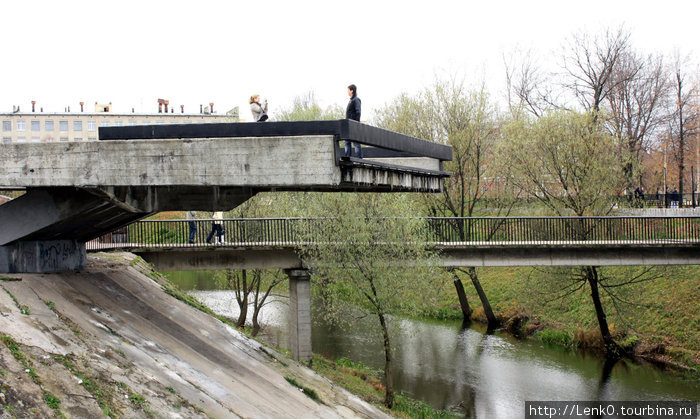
504, 49, 557, 117
607, 51, 670, 189
561, 27, 632, 116
667, 54, 698, 206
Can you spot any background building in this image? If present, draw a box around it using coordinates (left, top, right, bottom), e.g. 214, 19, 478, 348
1, 101, 239, 144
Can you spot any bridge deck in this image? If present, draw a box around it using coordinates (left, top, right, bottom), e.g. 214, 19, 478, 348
85, 216, 700, 269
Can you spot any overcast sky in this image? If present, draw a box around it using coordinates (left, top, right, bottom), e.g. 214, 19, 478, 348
2, 0, 697, 121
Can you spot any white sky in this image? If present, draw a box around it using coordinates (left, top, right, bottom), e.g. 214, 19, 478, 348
2, 0, 697, 121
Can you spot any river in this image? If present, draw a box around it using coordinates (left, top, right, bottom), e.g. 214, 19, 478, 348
167, 271, 700, 417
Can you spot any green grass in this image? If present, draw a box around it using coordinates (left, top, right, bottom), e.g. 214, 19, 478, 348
4, 289, 30, 315
311, 354, 461, 417
43, 391, 61, 409
129, 393, 146, 405
393, 393, 461, 418
284, 376, 321, 402
1, 334, 40, 383
54, 354, 117, 418
536, 328, 574, 348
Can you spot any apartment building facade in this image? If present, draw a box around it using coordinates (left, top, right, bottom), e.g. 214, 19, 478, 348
2, 102, 238, 144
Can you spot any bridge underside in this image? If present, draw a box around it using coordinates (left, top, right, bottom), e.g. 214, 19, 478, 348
0, 121, 451, 273
126, 245, 700, 272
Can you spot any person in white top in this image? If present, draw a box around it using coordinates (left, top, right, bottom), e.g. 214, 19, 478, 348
206, 211, 225, 244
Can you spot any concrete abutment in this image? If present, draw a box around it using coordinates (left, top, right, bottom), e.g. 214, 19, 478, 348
0, 240, 86, 273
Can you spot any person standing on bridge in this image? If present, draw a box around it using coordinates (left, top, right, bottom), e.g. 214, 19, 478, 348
206, 211, 225, 244
249, 94, 268, 122
344, 84, 362, 158
186, 211, 197, 244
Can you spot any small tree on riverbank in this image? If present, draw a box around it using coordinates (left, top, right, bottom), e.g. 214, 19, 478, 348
299, 193, 442, 408
500, 110, 630, 358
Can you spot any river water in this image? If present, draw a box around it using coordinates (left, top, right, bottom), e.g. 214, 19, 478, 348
167, 272, 699, 417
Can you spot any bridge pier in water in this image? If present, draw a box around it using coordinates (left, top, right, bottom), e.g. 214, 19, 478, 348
286, 268, 312, 364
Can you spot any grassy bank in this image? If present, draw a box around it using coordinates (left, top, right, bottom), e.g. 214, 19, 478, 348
425, 265, 699, 371
312, 356, 461, 418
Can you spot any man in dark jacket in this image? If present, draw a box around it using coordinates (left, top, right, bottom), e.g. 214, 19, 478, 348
345, 84, 362, 158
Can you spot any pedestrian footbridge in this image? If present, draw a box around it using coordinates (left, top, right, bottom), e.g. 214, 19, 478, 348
88, 216, 700, 269
0, 120, 451, 273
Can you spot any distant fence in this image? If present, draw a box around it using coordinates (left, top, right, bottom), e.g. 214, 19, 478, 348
86, 216, 700, 250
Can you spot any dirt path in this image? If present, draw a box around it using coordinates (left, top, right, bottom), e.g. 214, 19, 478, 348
0, 253, 388, 418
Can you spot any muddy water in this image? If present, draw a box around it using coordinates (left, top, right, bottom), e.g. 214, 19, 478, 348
168, 272, 700, 417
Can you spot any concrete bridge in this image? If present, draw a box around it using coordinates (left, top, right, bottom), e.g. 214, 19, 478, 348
0, 120, 451, 273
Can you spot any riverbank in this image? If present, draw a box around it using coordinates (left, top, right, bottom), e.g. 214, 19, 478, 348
0, 253, 388, 418
428, 265, 699, 372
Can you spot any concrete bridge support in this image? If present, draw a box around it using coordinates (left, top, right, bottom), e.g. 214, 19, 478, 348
0, 240, 86, 273
286, 269, 312, 364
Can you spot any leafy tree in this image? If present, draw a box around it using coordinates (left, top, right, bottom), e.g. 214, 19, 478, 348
502, 110, 626, 217
501, 110, 630, 358
376, 78, 514, 327
298, 193, 441, 408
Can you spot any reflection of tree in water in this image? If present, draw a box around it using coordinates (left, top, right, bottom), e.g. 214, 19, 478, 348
447, 320, 481, 418
596, 357, 622, 402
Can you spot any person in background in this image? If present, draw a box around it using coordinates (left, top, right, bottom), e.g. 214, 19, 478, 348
186, 210, 197, 244
206, 211, 225, 244
250, 95, 268, 122
344, 84, 362, 158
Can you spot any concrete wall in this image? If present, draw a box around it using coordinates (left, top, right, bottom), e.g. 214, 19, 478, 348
0, 136, 340, 188
0, 240, 86, 273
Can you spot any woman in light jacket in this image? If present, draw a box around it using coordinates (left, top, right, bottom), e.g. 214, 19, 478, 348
249, 94, 268, 122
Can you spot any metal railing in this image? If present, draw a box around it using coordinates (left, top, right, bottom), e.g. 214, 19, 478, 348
86, 216, 700, 251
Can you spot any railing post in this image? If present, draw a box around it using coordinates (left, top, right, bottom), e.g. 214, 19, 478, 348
285, 268, 312, 365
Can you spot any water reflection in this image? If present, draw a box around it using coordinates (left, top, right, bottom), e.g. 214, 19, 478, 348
189, 289, 700, 416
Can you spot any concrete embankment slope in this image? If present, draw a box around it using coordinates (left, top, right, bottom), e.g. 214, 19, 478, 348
0, 253, 387, 418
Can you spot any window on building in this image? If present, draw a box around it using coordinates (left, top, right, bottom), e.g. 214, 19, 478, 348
114, 121, 123, 127
88, 137, 96, 141
2, 137, 11, 144
128, 121, 137, 126
31, 121, 40, 131
87, 121, 96, 131
16, 137, 26, 143
73, 121, 82, 131
45, 120, 54, 131
2, 121, 11, 131
31, 136, 40, 143
74, 137, 82, 142
59, 121, 68, 131
16, 121, 26, 131
100, 121, 110, 127
59, 137, 69, 142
